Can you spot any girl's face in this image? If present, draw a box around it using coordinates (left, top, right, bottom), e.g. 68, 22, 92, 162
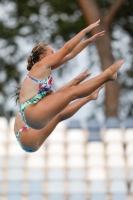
45, 45, 54, 56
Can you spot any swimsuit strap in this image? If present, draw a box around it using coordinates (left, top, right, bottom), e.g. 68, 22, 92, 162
27, 75, 39, 83
27, 75, 51, 84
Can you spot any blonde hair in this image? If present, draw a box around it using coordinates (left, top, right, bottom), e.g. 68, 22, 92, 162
27, 42, 49, 71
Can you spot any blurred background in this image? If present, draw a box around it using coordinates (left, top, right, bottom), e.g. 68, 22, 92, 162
0, 0, 133, 200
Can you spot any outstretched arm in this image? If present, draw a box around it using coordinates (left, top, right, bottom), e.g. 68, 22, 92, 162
36, 20, 101, 72
52, 30, 105, 70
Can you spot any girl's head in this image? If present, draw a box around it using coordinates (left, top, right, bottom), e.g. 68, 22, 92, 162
27, 42, 54, 71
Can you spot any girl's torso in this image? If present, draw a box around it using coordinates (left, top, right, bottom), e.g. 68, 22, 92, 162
19, 65, 52, 105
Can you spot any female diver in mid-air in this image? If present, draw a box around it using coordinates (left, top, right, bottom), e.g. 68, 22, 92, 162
14, 19, 124, 152
14, 71, 104, 152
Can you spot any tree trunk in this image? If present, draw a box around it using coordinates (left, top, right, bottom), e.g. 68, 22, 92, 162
77, 0, 124, 117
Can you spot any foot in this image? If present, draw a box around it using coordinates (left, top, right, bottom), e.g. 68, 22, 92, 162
106, 60, 124, 81
90, 85, 104, 100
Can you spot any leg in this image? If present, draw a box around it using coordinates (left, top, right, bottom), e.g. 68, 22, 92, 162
20, 86, 103, 151
25, 60, 124, 129
59, 85, 104, 121
46, 69, 90, 96
57, 68, 91, 92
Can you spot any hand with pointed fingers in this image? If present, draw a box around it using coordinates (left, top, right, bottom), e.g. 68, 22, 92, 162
90, 30, 105, 42
76, 68, 91, 82
84, 19, 100, 34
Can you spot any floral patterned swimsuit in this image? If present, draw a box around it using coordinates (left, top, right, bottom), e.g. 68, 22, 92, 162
16, 74, 54, 153
15, 123, 32, 152
20, 74, 54, 126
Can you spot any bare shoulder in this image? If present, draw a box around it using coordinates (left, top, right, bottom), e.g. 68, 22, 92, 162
28, 62, 51, 79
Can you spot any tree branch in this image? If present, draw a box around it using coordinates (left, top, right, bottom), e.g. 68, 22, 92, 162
104, 0, 125, 28
77, 0, 102, 30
